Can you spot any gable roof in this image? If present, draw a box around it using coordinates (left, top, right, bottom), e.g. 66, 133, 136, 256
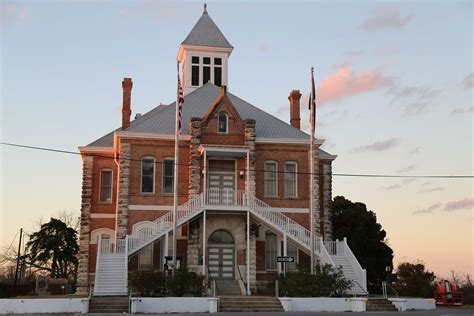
181, 10, 233, 49
86, 83, 336, 160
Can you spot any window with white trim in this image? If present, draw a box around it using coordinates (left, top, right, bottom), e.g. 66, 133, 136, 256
162, 158, 174, 194
141, 157, 155, 194
100, 170, 113, 202
218, 112, 228, 133
284, 161, 298, 197
264, 161, 278, 197
265, 232, 277, 271
138, 243, 153, 271
191, 56, 199, 86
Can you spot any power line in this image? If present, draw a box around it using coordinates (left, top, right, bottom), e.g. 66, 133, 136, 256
1, 141, 473, 179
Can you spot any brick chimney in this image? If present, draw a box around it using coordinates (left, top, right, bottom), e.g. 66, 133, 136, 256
121, 78, 133, 130
288, 89, 302, 129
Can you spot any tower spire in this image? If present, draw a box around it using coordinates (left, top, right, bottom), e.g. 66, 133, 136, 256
203, 3, 207, 14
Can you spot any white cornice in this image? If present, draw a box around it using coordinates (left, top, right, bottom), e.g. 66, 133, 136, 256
115, 131, 191, 141
255, 138, 325, 145
177, 44, 233, 61
78, 146, 113, 153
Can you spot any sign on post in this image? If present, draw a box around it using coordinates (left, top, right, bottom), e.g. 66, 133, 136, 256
277, 256, 295, 263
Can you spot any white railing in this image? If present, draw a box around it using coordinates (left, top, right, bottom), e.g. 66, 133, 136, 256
205, 189, 247, 207
127, 193, 204, 255
317, 237, 336, 267
323, 240, 346, 255
341, 237, 367, 291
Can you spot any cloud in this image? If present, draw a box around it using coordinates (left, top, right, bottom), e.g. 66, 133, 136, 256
444, 198, 474, 212
419, 187, 445, 193
451, 106, 474, 115
413, 198, 474, 215
402, 178, 417, 184
398, 164, 417, 173
407, 147, 420, 156
258, 42, 270, 52
463, 73, 474, 90
413, 203, 442, 215
352, 137, 401, 153
361, 8, 413, 31
317, 66, 392, 105
387, 84, 439, 116
380, 184, 401, 191
0, 1, 30, 24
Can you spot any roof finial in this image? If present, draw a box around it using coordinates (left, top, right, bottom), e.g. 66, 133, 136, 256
203, 3, 208, 14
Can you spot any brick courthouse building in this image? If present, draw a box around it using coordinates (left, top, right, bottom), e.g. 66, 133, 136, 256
77, 6, 365, 295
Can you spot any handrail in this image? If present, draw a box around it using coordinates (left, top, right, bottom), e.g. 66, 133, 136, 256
352, 280, 369, 297
127, 193, 204, 255
382, 281, 398, 298
207, 265, 219, 297
341, 237, 367, 292
236, 264, 247, 295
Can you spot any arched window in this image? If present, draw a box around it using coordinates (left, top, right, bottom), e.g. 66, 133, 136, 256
208, 230, 234, 244
90, 228, 115, 244
218, 113, 228, 133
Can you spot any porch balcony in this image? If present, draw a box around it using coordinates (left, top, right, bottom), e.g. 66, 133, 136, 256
203, 189, 248, 210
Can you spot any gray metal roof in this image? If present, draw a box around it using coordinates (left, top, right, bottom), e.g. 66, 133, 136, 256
86, 83, 335, 159
181, 10, 233, 49
125, 83, 309, 138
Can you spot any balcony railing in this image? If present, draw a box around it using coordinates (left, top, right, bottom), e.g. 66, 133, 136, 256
204, 189, 247, 207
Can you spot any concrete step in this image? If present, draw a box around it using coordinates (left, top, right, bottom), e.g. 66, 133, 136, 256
220, 296, 284, 312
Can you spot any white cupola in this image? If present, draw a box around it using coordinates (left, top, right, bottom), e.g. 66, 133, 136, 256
177, 4, 233, 95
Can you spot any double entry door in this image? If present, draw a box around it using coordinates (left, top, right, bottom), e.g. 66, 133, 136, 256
207, 246, 235, 279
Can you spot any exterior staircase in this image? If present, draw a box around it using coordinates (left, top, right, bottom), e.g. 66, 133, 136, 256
219, 296, 284, 312
367, 298, 398, 311
93, 190, 367, 296
93, 238, 128, 295
216, 280, 242, 296
88, 295, 129, 313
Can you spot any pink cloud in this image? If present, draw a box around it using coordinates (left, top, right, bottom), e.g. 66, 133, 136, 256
258, 42, 270, 52
0, 1, 29, 24
413, 203, 442, 215
316, 66, 391, 105
362, 8, 413, 31
444, 198, 474, 212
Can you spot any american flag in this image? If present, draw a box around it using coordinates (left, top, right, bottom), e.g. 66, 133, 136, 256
308, 66, 316, 134
177, 68, 185, 134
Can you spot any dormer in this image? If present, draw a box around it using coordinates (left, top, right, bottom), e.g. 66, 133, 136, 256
177, 4, 233, 95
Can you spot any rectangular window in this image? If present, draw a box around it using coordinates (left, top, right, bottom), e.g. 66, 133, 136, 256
141, 158, 155, 194
191, 56, 199, 64
138, 244, 153, 271
203, 66, 211, 84
284, 162, 297, 197
100, 170, 113, 202
163, 159, 174, 194
264, 161, 278, 197
191, 65, 199, 86
265, 233, 277, 270
214, 58, 222, 65
203, 57, 211, 64
214, 66, 222, 86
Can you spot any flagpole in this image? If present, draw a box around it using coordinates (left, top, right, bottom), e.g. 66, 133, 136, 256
309, 66, 315, 275
172, 62, 180, 275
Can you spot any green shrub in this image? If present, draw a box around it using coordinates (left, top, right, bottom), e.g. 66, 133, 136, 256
129, 266, 205, 297
279, 263, 352, 297
166, 265, 206, 297
129, 270, 166, 297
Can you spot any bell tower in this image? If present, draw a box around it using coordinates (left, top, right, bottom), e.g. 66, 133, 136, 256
177, 4, 233, 95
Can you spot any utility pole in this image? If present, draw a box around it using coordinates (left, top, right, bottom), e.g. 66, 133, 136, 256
12, 228, 23, 297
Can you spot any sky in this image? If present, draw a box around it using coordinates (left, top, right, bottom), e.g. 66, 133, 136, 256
1, 0, 473, 278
